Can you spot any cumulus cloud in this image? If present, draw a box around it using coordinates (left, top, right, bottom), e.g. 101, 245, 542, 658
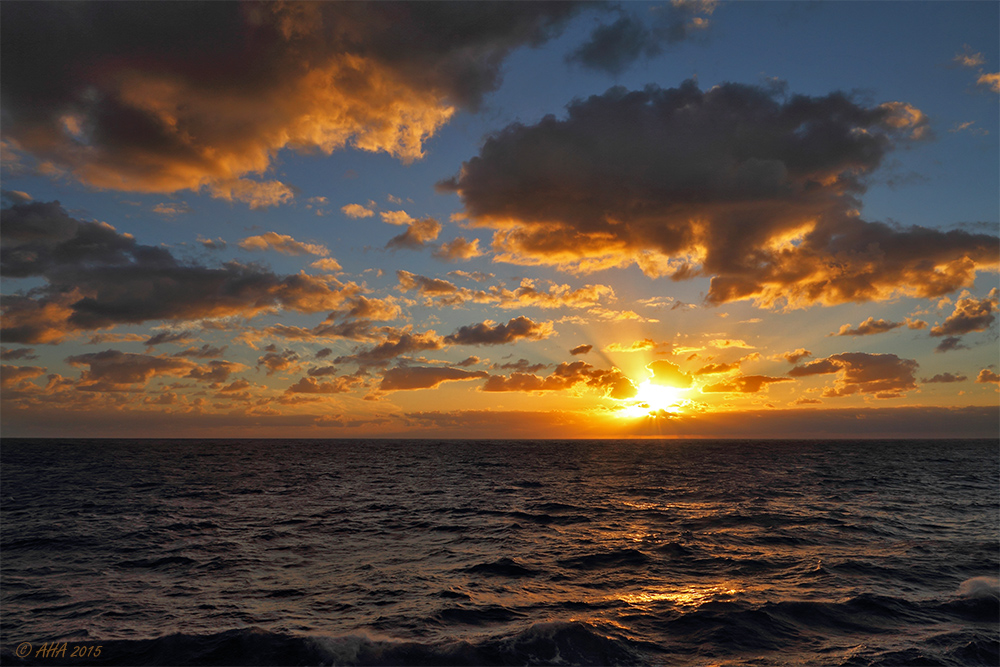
144, 330, 195, 346
709, 339, 754, 349
788, 352, 918, 398
187, 360, 245, 383
570, 344, 592, 355
443, 316, 553, 346
976, 369, 1000, 384
978, 72, 1000, 93
173, 344, 226, 359
1, 364, 46, 388
310, 258, 343, 273
379, 366, 488, 392
286, 375, 357, 394
1, 2, 587, 203
833, 317, 905, 337
342, 203, 375, 218
239, 232, 330, 257
701, 374, 791, 393
434, 237, 484, 261
0, 199, 360, 343
566, 1, 715, 75
336, 330, 445, 367
646, 359, 693, 388
693, 361, 740, 375
0, 347, 38, 361
921, 372, 967, 384
385, 217, 442, 250
66, 349, 199, 391
440, 81, 996, 307
929, 289, 998, 337
257, 348, 300, 375
483, 360, 636, 399
781, 348, 812, 364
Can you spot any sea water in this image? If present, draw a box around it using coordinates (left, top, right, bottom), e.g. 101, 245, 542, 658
1, 439, 997, 665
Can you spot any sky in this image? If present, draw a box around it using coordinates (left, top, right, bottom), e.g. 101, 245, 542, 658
1, 1, 998, 439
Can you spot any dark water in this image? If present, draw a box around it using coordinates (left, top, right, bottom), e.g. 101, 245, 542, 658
1, 439, 997, 666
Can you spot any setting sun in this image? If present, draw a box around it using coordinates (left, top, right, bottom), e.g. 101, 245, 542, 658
620, 380, 685, 418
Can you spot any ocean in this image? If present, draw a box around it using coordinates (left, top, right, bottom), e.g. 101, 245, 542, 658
1, 438, 997, 666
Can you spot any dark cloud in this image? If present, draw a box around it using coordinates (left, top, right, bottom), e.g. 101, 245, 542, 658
921, 372, 967, 384
316, 348, 333, 359
833, 317, 904, 337
0, 347, 38, 361
385, 218, 442, 250
144, 330, 195, 346
173, 344, 227, 359
788, 352, 918, 398
781, 348, 812, 364
1, 364, 46, 388
934, 336, 968, 354
566, 1, 715, 75
335, 330, 444, 367
482, 360, 636, 399
441, 81, 996, 307
491, 358, 549, 374
929, 289, 998, 337
701, 374, 792, 393
1, 2, 588, 203
286, 376, 357, 395
570, 344, 593, 355
443, 316, 553, 346
307, 366, 339, 378
0, 200, 360, 343
257, 349, 300, 376
694, 361, 740, 375
66, 349, 197, 391
379, 366, 488, 392
186, 360, 242, 383
455, 356, 481, 368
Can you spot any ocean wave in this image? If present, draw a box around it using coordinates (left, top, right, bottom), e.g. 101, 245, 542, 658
1, 622, 646, 666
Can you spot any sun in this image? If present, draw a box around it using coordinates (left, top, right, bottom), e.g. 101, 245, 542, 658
619, 380, 685, 418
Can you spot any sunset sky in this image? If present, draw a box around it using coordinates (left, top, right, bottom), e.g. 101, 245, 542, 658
1, 1, 998, 438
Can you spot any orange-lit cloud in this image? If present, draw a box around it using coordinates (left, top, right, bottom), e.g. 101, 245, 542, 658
386, 218, 442, 250
443, 316, 554, 346
1, 364, 46, 389
342, 203, 375, 218
833, 317, 905, 337
434, 237, 483, 261
976, 369, 1000, 384
781, 348, 812, 364
1, 3, 591, 203
570, 344, 593, 356
441, 81, 997, 307
483, 361, 637, 399
922, 372, 967, 384
788, 352, 918, 398
66, 350, 200, 392
238, 232, 330, 257
701, 374, 791, 393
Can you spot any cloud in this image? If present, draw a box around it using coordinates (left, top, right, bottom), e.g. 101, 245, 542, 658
921, 372, 967, 384
701, 375, 792, 393
379, 366, 488, 392
709, 339, 754, 349
978, 72, 1000, 93
491, 358, 549, 374
976, 369, 1000, 384
1, 364, 46, 388
152, 202, 192, 217
238, 232, 330, 257
342, 204, 375, 218
788, 352, 918, 398
693, 361, 740, 375
833, 317, 904, 336
398, 272, 617, 312
604, 338, 672, 354
286, 376, 357, 394
483, 360, 636, 399
456, 356, 481, 368
929, 289, 998, 337
0, 200, 360, 343
66, 349, 198, 391
933, 336, 968, 354
566, 1, 715, 75
646, 360, 692, 388
187, 360, 245, 383
173, 344, 226, 359
336, 330, 444, 367
198, 236, 227, 250
257, 348, 300, 375
570, 344, 592, 356
434, 237, 483, 261
144, 330, 195, 346
440, 81, 996, 307
385, 218, 442, 250
955, 47, 986, 68
310, 258, 343, 272
781, 348, 812, 364
0, 347, 38, 361
1, 3, 587, 203
443, 316, 553, 346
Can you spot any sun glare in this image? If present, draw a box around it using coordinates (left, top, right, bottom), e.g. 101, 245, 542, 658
620, 380, 684, 418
